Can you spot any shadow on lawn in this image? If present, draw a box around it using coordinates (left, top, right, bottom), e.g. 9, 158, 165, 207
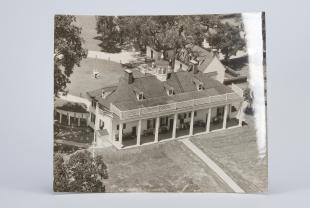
94, 35, 122, 53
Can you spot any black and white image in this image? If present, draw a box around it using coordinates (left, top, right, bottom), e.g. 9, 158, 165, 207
54, 13, 267, 193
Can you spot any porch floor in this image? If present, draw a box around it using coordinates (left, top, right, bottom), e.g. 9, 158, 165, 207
176, 128, 190, 138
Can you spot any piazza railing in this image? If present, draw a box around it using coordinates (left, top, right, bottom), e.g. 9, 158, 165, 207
110, 91, 242, 120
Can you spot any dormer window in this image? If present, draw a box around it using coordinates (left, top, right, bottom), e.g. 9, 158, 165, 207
192, 77, 203, 91
137, 92, 144, 101
168, 89, 174, 96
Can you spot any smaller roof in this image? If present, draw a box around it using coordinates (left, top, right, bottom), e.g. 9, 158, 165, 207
55, 99, 88, 113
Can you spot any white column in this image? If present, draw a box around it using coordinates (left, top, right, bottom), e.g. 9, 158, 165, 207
68, 115, 71, 126
206, 108, 211, 133
238, 101, 243, 127
172, 113, 177, 139
119, 123, 123, 147
223, 105, 228, 129
137, 120, 141, 145
78, 117, 81, 126
189, 111, 194, 136
154, 117, 160, 142
59, 113, 62, 124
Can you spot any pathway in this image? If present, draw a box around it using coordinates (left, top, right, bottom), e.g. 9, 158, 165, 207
87, 50, 140, 64
180, 138, 245, 193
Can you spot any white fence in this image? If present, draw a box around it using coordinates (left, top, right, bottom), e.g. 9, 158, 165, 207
110, 92, 241, 120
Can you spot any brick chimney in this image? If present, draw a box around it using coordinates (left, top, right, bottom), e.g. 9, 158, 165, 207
124, 69, 134, 84
212, 48, 219, 57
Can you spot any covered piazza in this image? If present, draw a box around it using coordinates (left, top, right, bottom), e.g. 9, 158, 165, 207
54, 99, 89, 127
110, 101, 244, 149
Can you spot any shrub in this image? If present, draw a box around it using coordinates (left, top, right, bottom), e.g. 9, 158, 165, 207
54, 150, 108, 192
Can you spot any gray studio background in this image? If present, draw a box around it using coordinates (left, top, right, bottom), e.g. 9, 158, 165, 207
0, 0, 309, 207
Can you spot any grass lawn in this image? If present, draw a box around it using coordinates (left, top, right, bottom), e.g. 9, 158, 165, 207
66, 58, 124, 97
75, 15, 102, 51
95, 141, 232, 192
190, 115, 268, 193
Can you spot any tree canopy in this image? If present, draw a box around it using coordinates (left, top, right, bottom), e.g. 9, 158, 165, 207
206, 22, 246, 61
54, 15, 87, 96
95, 15, 246, 61
96, 15, 223, 54
54, 150, 108, 192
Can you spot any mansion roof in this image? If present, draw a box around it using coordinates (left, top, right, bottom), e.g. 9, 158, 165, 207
176, 44, 216, 72
87, 70, 232, 111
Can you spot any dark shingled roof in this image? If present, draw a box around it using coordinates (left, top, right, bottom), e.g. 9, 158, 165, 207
87, 70, 232, 111
177, 44, 216, 72
55, 99, 88, 113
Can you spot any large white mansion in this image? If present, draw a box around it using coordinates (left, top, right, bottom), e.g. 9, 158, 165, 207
55, 45, 246, 149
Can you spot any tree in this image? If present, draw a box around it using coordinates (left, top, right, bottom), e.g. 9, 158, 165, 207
54, 15, 87, 96
53, 153, 68, 192
96, 16, 122, 53
206, 22, 246, 62
53, 151, 108, 192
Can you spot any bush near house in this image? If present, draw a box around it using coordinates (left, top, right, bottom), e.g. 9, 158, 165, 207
54, 150, 108, 192
54, 123, 94, 144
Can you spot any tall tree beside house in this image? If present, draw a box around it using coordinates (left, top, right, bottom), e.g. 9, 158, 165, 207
96, 16, 122, 53
54, 151, 108, 192
54, 15, 87, 97
199, 15, 221, 33
97, 16, 190, 54
206, 22, 246, 62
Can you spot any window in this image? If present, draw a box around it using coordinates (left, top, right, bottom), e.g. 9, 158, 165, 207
147, 120, 151, 129
160, 117, 168, 126
99, 120, 104, 130
137, 92, 144, 101
123, 123, 126, 129
194, 111, 197, 117
91, 99, 96, 108
231, 106, 237, 112
91, 113, 96, 123
188, 113, 191, 117
167, 89, 174, 96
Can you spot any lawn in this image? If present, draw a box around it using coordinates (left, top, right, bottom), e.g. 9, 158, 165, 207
190, 115, 268, 193
95, 141, 232, 193
66, 58, 124, 97
75, 15, 102, 51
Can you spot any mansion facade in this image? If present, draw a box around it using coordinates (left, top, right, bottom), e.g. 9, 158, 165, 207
85, 48, 245, 149
55, 45, 246, 150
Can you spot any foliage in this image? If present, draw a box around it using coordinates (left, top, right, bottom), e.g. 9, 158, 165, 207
243, 87, 254, 115
96, 16, 122, 53
53, 151, 108, 192
206, 22, 246, 61
95, 15, 246, 62
96, 15, 216, 54
53, 154, 68, 192
54, 143, 81, 154
54, 15, 87, 96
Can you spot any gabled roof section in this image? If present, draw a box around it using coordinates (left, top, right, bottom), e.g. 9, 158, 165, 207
87, 71, 233, 111
176, 44, 216, 72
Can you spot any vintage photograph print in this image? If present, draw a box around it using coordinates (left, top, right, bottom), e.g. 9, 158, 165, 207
54, 13, 267, 193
